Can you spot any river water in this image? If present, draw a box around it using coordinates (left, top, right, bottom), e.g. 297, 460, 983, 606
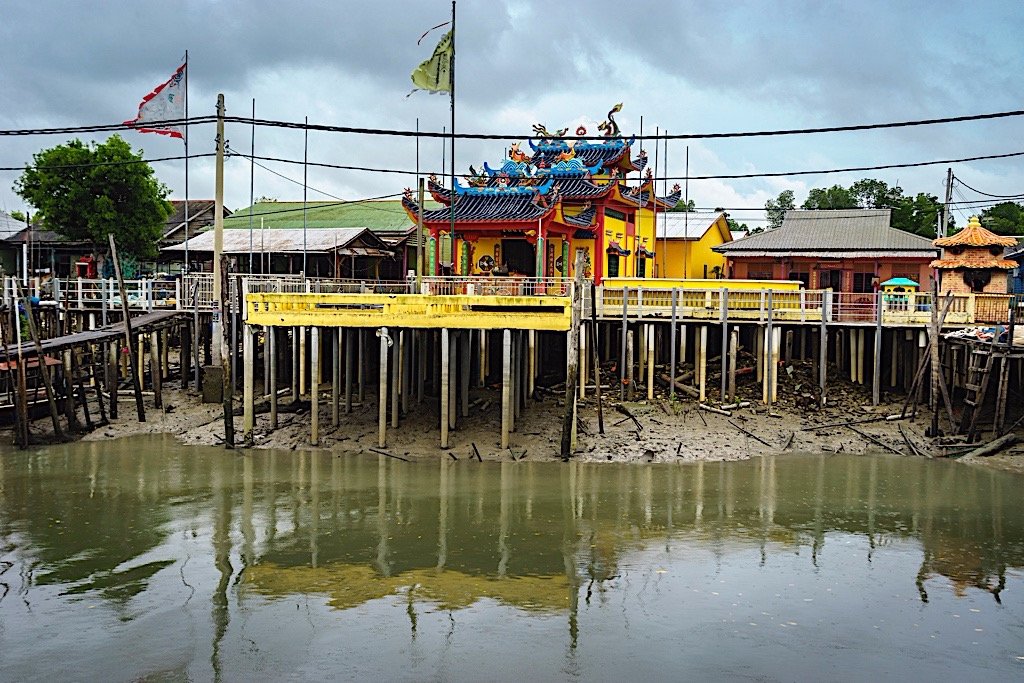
1, 436, 1023, 681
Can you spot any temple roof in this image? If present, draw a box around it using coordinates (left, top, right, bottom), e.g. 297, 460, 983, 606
563, 204, 598, 228
934, 215, 1017, 248
402, 192, 555, 225
930, 255, 1016, 269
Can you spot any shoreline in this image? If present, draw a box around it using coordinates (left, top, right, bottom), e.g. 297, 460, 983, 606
47, 383, 1018, 472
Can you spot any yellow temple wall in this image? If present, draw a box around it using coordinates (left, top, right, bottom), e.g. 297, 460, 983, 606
470, 236, 502, 275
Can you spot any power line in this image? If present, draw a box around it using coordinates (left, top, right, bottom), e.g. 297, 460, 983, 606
952, 175, 1024, 199
4, 105, 1024, 141
0, 117, 215, 137
216, 108, 1024, 141
227, 146, 346, 201
0, 152, 216, 172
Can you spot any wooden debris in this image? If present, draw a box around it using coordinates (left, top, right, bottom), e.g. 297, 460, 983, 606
700, 403, 732, 417
844, 424, 902, 455
728, 418, 773, 447
960, 433, 1018, 458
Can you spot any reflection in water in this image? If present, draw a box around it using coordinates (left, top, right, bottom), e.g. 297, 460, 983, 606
1, 439, 1024, 680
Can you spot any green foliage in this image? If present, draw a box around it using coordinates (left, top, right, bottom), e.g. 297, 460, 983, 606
9, 210, 26, 222
669, 198, 696, 213
764, 190, 795, 231
714, 207, 748, 233
979, 202, 1024, 235
14, 135, 171, 258
801, 184, 859, 209
789, 178, 949, 237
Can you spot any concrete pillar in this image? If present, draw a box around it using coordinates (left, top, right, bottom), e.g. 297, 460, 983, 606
698, 325, 708, 402
728, 326, 739, 402
857, 328, 866, 386
479, 328, 487, 387
461, 330, 471, 418
755, 327, 764, 384
332, 328, 341, 428
579, 324, 588, 399
243, 325, 255, 446
528, 330, 536, 398
391, 328, 401, 429
344, 329, 353, 414
299, 326, 307, 398
269, 327, 278, 429
311, 327, 321, 446
771, 326, 782, 404
440, 328, 450, 449
378, 326, 388, 448
646, 323, 655, 400
448, 330, 457, 431
502, 329, 511, 450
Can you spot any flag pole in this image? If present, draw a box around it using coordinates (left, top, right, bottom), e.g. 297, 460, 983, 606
183, 50, 190, 275
448, 0, 456, 271
303, 115, 308, 277
248, 98, 255, 273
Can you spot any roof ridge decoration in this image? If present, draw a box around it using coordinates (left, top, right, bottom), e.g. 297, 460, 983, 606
934, 215, 1017, 248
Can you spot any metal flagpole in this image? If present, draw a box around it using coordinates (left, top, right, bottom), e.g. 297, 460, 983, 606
416, 117, 423, 292
303, 115, 309, 277
653, 125, 658, 276
248, 99, 255, 273
449, 1, 456, 268
183, 50, 190, 274
662, 132, 668, 277
684, 145, 689, 277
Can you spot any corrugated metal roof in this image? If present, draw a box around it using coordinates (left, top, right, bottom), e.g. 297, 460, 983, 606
163, 227, 392, 255
715, 209, 937, 255
0, 211, 26, 240
655, 212, 724, 240
728, 249, 937, 259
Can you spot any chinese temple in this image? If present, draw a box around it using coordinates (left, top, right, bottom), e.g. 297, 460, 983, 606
402, 106, 681, 282
932, 215, 1018, 294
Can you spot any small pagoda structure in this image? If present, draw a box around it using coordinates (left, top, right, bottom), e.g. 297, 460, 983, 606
932, 215, 1018, 294
402, 106, 680, 283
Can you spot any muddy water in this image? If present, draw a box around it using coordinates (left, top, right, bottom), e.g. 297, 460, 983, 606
2, 437, 1023, 681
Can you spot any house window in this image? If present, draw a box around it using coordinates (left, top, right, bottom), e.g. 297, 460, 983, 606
788, 268, 811, 287
607, 254, 620, 278
853, 266, 877, 293
637, 258, 646, 278
747, 262, 774, 280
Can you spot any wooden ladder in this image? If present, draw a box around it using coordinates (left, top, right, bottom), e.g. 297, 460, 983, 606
959, 348, 995, 440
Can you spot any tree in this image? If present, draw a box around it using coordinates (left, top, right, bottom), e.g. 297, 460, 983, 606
8, 210, 26, 223
764, 189, 795, 231
14, 135, 171, 258
849, 178, 904, 209
669, 198, 696, 212
979, 202, 1024, 235
714, 207, 749, 233
890, 192, 946, 238
801, 184, 858, 210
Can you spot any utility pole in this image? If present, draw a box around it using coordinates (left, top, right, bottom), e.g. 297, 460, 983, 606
212, 94, 226, 362
417, 178, 425, 293
941, 167, 953, 238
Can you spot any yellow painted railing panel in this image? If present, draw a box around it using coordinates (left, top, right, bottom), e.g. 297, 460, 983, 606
246, 293, 573, 331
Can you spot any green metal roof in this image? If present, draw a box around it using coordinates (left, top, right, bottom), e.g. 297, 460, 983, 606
224, 200, 440, 233
881, 277, 920, 287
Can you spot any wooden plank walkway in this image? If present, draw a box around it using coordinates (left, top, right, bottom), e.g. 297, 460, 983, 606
0, 310, 188, 359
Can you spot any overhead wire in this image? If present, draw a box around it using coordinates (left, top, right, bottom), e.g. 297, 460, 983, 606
951, 175, 1024, 199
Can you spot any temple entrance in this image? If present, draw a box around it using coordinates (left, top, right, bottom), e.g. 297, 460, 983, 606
501, 239, 536, 277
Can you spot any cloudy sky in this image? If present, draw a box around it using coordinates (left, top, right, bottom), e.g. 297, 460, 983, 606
2, 0, 1023, 228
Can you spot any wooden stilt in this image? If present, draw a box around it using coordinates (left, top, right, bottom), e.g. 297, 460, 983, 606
243, 325, 255, 446
149, 331, 162, 409
62, 349, 79, 431
513, 331, 521, 422
290, 327, 300, 404
479, 328, 487, 387
358, 328, 365, 404
669, 289, 678, 400
108, 341, 118, 419
402, 329, 411, 416
720, 290, 729, 402
626, 329, 635, 400
755, 326, 765, 385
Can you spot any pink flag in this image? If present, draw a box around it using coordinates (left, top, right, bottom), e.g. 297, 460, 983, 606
124, 63, 186, 138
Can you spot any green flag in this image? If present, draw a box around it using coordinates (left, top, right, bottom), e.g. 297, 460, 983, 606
409, 30, 452, 95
